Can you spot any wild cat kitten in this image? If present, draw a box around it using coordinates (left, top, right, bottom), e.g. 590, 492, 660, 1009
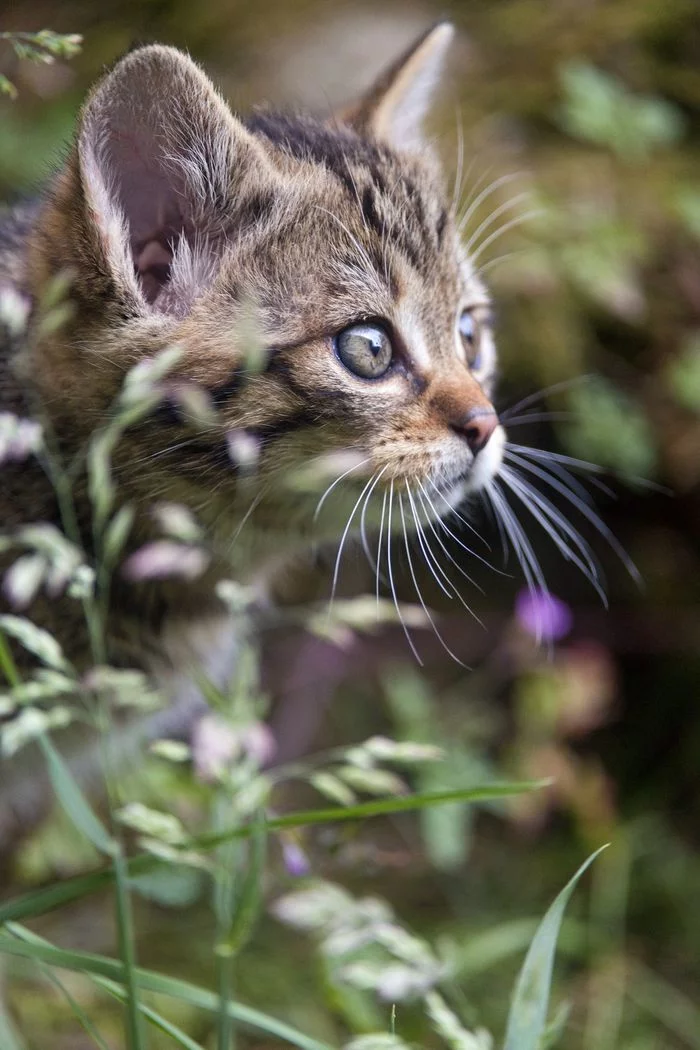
0, 24, 509, 839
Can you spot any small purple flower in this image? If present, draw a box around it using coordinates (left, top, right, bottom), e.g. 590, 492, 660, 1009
515, 588, 573, 642
281, 838, 310, 877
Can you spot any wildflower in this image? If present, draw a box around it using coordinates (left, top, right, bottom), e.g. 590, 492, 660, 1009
515, 587, 573, 642
281, 837, 311, 877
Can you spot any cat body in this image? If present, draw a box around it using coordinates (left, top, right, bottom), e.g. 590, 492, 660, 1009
0, 25, 506, 843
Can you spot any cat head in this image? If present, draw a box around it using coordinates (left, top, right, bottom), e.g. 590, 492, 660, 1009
27, 24, 505, 572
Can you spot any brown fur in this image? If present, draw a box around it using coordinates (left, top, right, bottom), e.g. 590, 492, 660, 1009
0, 25, 505, 842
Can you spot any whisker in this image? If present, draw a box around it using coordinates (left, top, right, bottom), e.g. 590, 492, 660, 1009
404, 485, 453, 600
500, 464, 608, 605
415, 480, 503, 579
359, 469, 386, 573
463, 191, 531, 257
468, 209, 542, 268
503, 451, 641, 584
376, 487, 388, 610
314, 455, 371, 521
387, 479, 423, 664
450, 111, 465, 217
427, 480, 491, 549
473, 247, 532, 279
501, 411, 573, 427
415, 485, 486, 593
399, 491, 467, 666
487, 481, 550, 645
505, 447, 603, 504
408, 484, 485, 625
226, 485, 268, 555
500, 376, 593, 421
458, 172, 524, 236
330, 467, 386, 602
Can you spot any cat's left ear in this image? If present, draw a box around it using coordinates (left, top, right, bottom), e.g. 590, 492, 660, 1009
338, 22, 454, 151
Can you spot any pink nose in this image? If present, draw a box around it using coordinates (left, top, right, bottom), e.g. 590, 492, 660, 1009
452, 408, 499, 456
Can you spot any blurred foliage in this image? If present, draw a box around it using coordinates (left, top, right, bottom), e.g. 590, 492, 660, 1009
1, 0, 699, 1047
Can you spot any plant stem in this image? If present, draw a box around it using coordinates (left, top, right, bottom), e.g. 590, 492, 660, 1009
112, 844, 146, 1050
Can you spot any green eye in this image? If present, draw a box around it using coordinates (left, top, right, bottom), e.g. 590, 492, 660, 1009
334, 323, 393, 379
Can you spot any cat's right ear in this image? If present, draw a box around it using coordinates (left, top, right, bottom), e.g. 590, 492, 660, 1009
35, 46, 275, 316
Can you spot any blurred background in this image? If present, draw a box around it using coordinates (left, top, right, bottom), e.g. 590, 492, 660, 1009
1, 0, 699, 1047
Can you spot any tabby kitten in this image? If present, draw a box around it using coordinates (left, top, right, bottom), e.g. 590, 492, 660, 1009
0, 24, 509, 835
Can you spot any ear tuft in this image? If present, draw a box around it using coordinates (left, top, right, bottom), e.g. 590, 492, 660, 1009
339, 22, 455, 151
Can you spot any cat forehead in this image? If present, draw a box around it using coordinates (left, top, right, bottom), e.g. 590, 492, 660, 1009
227, 111, 467, 308
247, 113, 448, 249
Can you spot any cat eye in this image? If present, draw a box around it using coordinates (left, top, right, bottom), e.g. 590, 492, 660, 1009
459, 309, 482, 370
334, 323, 393, 379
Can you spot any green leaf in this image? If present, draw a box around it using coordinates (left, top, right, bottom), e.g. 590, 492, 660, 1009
37, 733, 114, 855
503, 845, 608, 1050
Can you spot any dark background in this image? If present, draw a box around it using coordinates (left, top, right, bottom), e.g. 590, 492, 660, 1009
1, 0, 699, 1046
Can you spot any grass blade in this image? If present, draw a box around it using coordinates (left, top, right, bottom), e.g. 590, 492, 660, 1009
0, 934, 335, 1050
0, 782, 544, 925
7, 924, 205, 1050
503, 845, 608, 1050
37, 734, 113, 855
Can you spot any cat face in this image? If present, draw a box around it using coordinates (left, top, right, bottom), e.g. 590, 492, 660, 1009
27, 25, 505, 569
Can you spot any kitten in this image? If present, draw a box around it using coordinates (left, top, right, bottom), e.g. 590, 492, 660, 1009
0, 24, 506, 841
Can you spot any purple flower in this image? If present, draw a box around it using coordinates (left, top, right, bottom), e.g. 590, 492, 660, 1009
515, 588, 573, 642
281, 838, 310, 877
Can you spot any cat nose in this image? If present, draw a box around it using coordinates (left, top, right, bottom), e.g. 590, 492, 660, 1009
453, 408, 499, 455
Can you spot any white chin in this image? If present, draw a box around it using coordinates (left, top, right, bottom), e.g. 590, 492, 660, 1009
464, 424, 506, 493
440, 425, 505, 511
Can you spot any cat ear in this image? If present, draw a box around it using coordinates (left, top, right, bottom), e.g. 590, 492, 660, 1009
338, 22, 454, 151
64, 46, 275, 315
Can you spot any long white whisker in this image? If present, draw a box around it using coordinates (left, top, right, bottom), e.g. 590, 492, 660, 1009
505, 447, 602, 504
501, 411, 573, 427
376, 487, 388, 609
314, 455, 371, 521
387, 479, 423, 664
500, 465, 608, 605
503, 443, 612, 499
420, 481, 504, 575
500, 376, 593, 421
408, 485, 485, 625
330, 467, 386, 602
469, 209, 542, 268
415, 485, 485, 593
450, 112, 465, 217
399, 492, 467, 666
458, 172, 523, 235
427, 480, 491, 548
488, 481, 550, 645
502, 451, 640, 583
359, 469, 386, 573
404, 486, 452, 600
463, 191, 531, 256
